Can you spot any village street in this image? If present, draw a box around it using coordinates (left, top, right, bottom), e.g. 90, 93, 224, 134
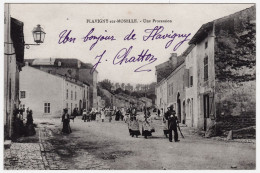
4, 115, 255, 170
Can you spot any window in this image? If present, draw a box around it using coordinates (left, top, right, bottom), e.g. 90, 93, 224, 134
66, 103, 68, 109
190, 76, 193, 87
75, 104, 77, 108
75, 91, 77, 100
71, 91, 73, 100
20, 91, 26, 99
168, 83, 174, 96
205, 41, 208, 49
66, 89, 68, 99
44, 103, 50, 113
204, 56, 208, 81
171, 84, 173, 95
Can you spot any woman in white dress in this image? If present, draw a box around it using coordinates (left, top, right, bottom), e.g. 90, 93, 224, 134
101, 108, 105, 122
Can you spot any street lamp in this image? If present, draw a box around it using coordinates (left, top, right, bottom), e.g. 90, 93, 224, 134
4, 24, 46, 55
25, 24, 46, 48
32, 24, 46, 44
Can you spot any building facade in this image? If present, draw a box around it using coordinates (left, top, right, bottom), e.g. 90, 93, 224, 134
20, 65, 89, 117
156, 78, 167, 114
156, 5, 256, 135
4, 4, 25, 139
25, 58, 97, 109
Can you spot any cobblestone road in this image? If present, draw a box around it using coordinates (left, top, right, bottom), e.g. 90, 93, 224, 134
4, 126, 109, 170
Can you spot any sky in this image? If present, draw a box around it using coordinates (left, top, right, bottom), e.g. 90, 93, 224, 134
10, 3, 254, 84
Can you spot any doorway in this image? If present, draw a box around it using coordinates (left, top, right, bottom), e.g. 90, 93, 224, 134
183, 101, 186, 124
203, 94, 209, 131
79, 100, 82, 114
177, 93, 181, 122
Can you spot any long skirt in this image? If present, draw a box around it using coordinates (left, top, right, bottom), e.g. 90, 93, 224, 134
131, 130, 141, 136
130, 120, 141, 136
142, 128, 152, 137
62, 120, 72, 134
142, 122, 152, 137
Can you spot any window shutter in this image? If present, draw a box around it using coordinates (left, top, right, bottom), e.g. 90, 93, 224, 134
184, 69, 189, 87
209, 93, 215, 120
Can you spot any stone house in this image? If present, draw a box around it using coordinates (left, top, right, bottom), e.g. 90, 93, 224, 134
187, 5, 256, 133
155, 78, 167, 114
20, 65, 89, 117
166, 55, 187, 123
156, 5, 256, 135
25, 58, 98, 109
4, 4, 25, 139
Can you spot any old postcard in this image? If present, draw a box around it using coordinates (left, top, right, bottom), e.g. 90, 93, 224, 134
3, 2, 256, 170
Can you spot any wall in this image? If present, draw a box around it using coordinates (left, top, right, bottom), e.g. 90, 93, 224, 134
156, 79, 168, 115
214, 5, 256, 122
196, 28, 216, 130
79, 68, 98, 109
63, 80, 85, 116
185, 46, 199, 128
20, 66, 63, 117
166, 63, 186, 123
30, 64, 98, 110
4, 4, 21, 139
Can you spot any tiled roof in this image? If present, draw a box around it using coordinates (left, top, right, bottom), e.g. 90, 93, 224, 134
25, 58, 93, 69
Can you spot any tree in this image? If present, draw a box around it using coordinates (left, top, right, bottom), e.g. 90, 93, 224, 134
131, 91, 140, 98
124, 90, 130, 95
99, 79, 113, 92
115, 88, 124, 94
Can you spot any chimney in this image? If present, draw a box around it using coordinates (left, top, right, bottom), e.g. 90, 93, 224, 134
169, 53, 178, 67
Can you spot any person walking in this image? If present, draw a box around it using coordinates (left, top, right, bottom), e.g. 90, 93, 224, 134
129, 107, 141, 138
101, 108, 105, 122
130, 115, 141, 137
82, 109, 87, 122
142, 114, 152, 139
115, 109, 121, 121
166, 105, 179, 142
26, 110, 36, 136
62, 108, 72, 134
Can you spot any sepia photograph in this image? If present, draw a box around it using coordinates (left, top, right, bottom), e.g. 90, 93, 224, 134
2, 1, 257, 170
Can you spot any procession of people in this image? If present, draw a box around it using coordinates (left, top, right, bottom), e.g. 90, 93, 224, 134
59, 103, 181, 142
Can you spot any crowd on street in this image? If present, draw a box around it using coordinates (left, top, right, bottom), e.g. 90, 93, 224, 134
61, 104, 182, 143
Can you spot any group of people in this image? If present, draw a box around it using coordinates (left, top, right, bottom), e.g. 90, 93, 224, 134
126, 104, 180, 142
99, 108, 125, 122
82, 108, 98, 122
126, 107, 155, 139
13, 107, 36, 138
61, 104, 181, 143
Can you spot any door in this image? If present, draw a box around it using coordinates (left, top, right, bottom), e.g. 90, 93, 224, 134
177, 94, 181, 122
71, 103, 73, 115
203, 94, 209, 131
79, 100, 82, 114
183, 101, 186, 124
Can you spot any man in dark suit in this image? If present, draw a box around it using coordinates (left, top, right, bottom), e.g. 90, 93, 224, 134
166, 105, 180, 142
